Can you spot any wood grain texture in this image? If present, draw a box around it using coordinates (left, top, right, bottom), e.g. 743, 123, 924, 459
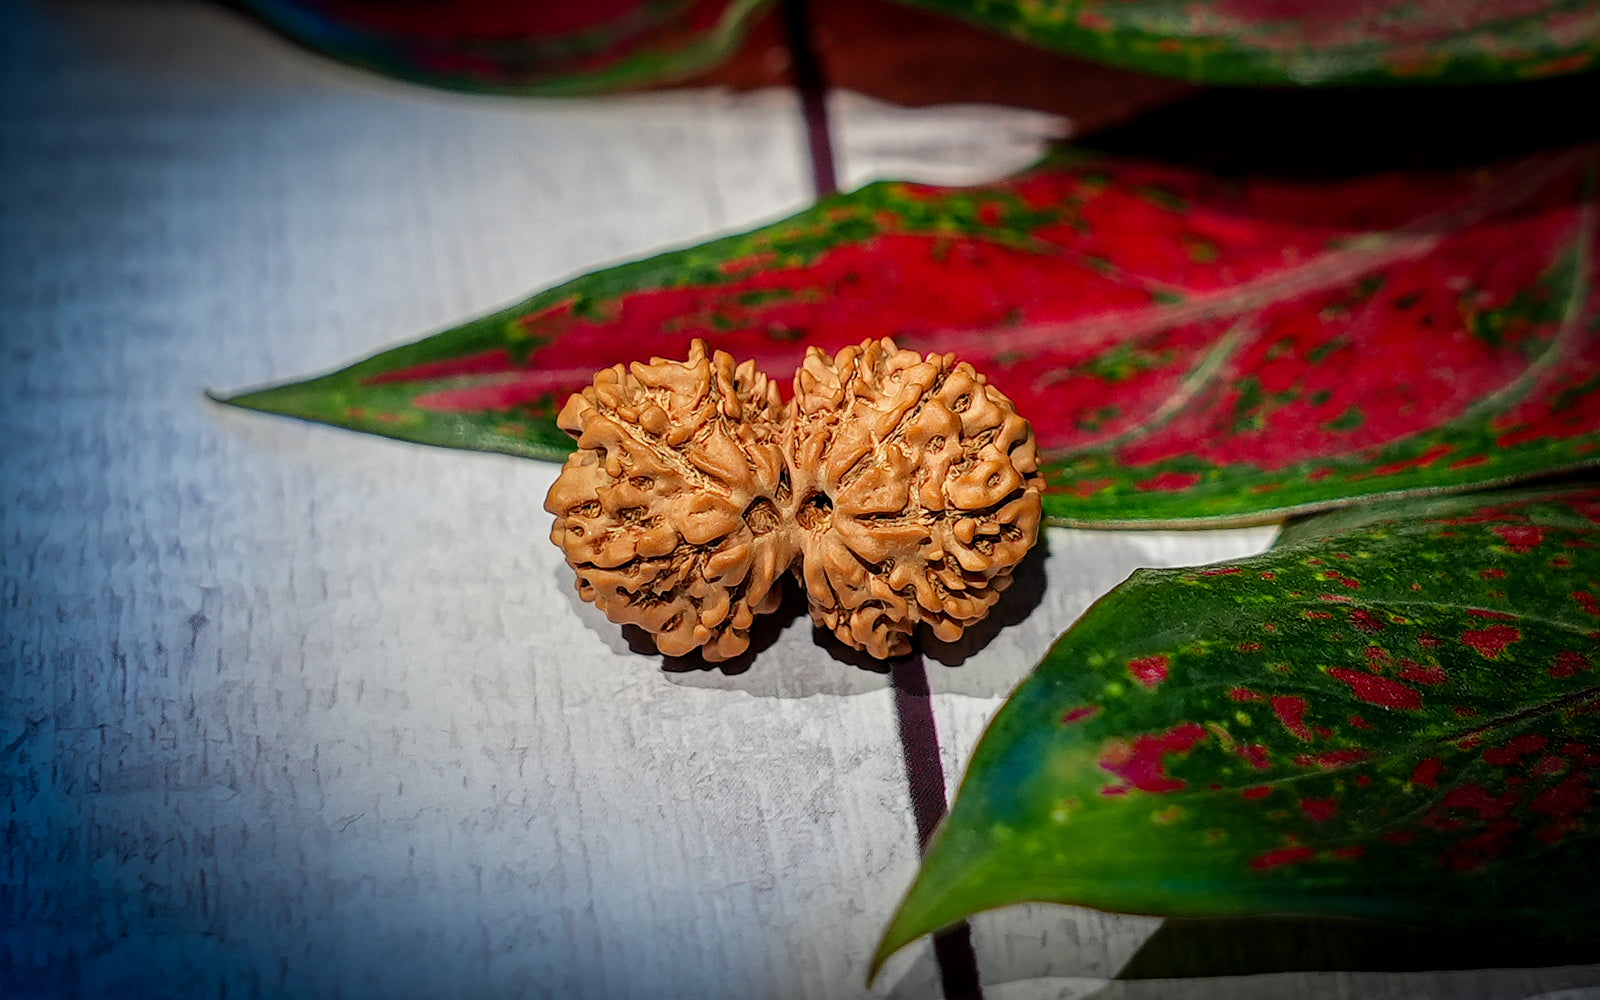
3, 2, 1599, 999
0, 3, 912, 997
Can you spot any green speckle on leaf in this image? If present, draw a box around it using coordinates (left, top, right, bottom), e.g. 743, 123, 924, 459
1084, 343, 1172, 383
1304, 337, 1349, 365
1325, 407, 1365, 432
1138, 185, 1189, 212
1231, 376, 1268, 434
1185, 236, 1220, 264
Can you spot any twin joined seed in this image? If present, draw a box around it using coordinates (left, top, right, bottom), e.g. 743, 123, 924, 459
545, 337, 1045, 662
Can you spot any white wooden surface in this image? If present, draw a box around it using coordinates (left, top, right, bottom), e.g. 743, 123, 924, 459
3, 2, 1599, 998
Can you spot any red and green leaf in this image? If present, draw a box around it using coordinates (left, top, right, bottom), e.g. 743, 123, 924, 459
217, 143, 1600, 527
892, 0, 1600, 85
233, 0, 1600, 91
232, 0, 775, 95
872, 486, 1600, 973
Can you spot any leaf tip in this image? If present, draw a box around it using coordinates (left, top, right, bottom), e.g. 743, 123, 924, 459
205, 383, 274, 411
864, 864, 960, 985
204, 379, 311, 418
866, 911, 917, 989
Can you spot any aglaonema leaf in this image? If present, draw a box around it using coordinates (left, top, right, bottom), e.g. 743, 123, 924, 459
232, 0, 775, 95
872, 485, 1600, 976
216, 144, 1600, 527
890, 0, 1600, 86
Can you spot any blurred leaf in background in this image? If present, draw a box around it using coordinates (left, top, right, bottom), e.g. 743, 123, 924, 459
230, 0, 778, 93
230, 0, 1600, 92
899, 0, 1600, 85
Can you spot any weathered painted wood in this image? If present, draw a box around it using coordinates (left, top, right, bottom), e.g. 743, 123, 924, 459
4, 2, 1598, 998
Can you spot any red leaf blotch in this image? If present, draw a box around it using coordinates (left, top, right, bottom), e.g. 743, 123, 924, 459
1552, 650, 1593, 678
1493, 524, 1546, 554
1238, 744, 1272, 769
1561, 742, 1600, 766
1136, 471, 1202, 492
1531, 773, 1592, 821
1062, 705, 1101, 725
1370, 444, 1453, 478
1412, 757, 1445, 788
1250, 846, 1317, 871
1461, 624, 1522, 659
1398, 661, 1448, 685
1070, 477, 1116, 498
1271, 695, 1314, 740
1439, 783, 1518, 821
1442, 818, 1522, 872
1300, 796, 1339, 822
1329, 667, 1423, 711
414, 380, 561, 413
1128, 655, 1170, 688
1350, 609, 1385, 633
1483, 733, 1550, 767
1099, 722, 1207, 794
1532, 755, 1570, 778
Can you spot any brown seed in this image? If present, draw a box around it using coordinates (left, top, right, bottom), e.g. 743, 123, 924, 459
546, 337, 1043, 662
544, 340, 793, 662
786, 338, 1044, 659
